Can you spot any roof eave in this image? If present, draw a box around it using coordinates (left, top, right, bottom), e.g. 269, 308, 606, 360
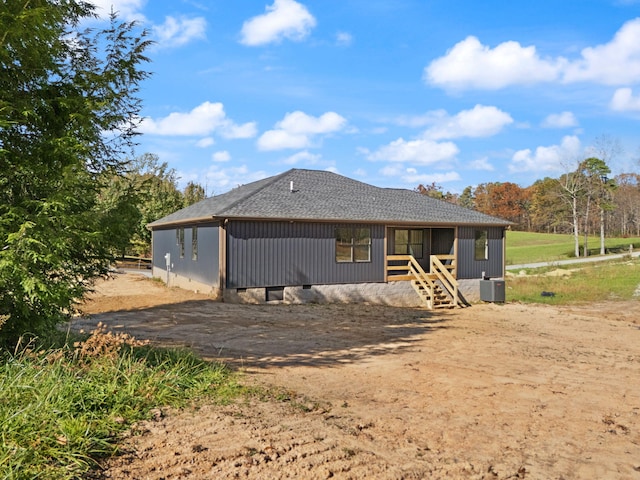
206, 215, 511, 227
146, 216, 217, 230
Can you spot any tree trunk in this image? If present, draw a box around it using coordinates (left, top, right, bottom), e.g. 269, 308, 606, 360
583, 197, 590, 257
572, 196, 580, 258
600, 207, 605, 255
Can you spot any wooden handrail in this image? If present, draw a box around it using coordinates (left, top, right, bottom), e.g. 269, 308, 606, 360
430, 255, 458, 307
386, 254, 460, 309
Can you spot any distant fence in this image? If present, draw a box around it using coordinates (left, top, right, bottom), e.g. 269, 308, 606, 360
115, 257, 152, 270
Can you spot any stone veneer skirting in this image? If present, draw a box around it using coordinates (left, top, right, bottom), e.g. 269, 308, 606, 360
153, 268, 487, 306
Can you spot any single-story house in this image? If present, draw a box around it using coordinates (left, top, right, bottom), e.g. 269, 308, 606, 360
147, 168, 510, 308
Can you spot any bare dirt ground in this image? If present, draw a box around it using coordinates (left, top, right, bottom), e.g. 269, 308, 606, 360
74, 273, 640, 479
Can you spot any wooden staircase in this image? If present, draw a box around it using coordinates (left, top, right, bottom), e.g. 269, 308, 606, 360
411, 281, 453, 309
387, 254, 462, 309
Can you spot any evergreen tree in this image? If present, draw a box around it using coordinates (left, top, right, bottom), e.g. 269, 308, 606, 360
0, 1, 150, 346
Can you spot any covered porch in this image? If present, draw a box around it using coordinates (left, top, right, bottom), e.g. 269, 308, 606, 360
384, 226, 462, 309
386, 254, 462, 309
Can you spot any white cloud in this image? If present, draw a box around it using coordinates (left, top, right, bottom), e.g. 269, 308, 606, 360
89, 0, 146, 21
379, 166, 460, 185
140, 102, 257, 139
336, 31, 353, 47
89, 1, 206, 48
278, 110, 346, 134
212, 150, 231, 162
468, 157, 494, 171
426, 18, 640, 90
423, 105, 513, 140
152, 16, 207, 48
202, 165, 269, 193
394, 112, 441, 128
510, 135, 582, 173
258, 130, 309, 150
282, 150, 321, 165
610, 87, 640, 111
196, 137, 215, 148
425, 36, 562, 90
240, 0, 316, 46
542, 111, 578, 128
402, 171, 462, 185
222, 122, 259, 139
257, 111, 347, 150
563, 18, 640, 85
367, 138, 459, 165
379, 164, 404, 177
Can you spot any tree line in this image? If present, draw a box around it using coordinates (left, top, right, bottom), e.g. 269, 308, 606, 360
417, 157, 640, 257
97, 153, 206, 258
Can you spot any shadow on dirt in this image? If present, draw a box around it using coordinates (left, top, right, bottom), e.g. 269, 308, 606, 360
70, 300, 453, 369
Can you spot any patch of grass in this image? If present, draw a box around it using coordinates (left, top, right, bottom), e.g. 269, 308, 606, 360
507, 258, 640, 304
0, 325, 241, 479
506, 231, 640, 265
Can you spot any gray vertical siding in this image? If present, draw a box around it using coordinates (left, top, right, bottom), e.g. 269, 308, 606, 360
431, 228, 455, 255
152, 223, 219, 285
457, 226, 505, 279
226, 221, 385, 289
152, 221, 504, 289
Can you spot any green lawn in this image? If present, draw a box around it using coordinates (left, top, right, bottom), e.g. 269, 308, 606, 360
505, 231, 640, 265
506, 260, 640, 304
504, 231, 640, 305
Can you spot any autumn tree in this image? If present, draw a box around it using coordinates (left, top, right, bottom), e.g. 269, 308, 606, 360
528, 177, 568, 233
473, 182, 529, 228
0, 1, 150, 346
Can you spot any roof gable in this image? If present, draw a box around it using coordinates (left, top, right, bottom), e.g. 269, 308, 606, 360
148, 169, 510, 227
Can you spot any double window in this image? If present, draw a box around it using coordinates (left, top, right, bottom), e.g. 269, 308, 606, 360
336, 227, 371, 263
394, 229, 423, 258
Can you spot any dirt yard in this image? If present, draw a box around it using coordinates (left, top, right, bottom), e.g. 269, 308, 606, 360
74, 273, 640, 479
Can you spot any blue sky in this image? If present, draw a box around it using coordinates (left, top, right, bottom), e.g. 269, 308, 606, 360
90, 0, 640, 195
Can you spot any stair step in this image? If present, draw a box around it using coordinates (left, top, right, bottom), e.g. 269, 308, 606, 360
410, 276, 458, 310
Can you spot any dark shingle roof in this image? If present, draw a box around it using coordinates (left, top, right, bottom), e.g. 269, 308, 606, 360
148, 169, 510, 228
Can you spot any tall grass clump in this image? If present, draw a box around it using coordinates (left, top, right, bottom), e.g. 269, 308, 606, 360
507, 259, 640, 304
0, 324, 240, 480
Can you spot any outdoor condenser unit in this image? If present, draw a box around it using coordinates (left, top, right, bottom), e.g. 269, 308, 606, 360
480, 279, 505, 303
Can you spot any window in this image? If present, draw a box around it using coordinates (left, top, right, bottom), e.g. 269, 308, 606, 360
177, 227, 185, 258
475, 229, 488, 260
336, 227, 371, 263
394, 229, 423, 258
191, 227, 198, 261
